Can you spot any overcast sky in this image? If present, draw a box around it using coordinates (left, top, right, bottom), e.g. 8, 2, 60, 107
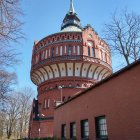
15, 0, 140, 95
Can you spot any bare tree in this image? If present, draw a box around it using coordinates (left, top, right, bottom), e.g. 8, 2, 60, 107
0, 46, 19, 69
0, 111, 5, 139
0, 71, 16, 102
0, 0, 24, 102
0, 0, 24, 46
0, 87, 33, 139
4, 94, 21, 139
17, 87, 33, 139
104, 9, 140, 65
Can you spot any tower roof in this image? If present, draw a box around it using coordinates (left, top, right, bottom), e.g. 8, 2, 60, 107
61, 0, 82, 32
69, 0, 75, 14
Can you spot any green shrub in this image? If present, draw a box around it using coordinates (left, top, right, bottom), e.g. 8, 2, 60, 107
29, 137, 61, 140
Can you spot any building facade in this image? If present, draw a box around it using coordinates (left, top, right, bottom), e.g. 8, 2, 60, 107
29, 0, 112, 138
54, 59, 140, 140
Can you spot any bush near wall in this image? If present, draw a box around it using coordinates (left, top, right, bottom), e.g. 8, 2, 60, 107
18, 137, 76, 140
27, 137, 61, 140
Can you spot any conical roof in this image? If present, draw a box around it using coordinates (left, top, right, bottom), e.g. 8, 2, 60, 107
61, 0, 82, 32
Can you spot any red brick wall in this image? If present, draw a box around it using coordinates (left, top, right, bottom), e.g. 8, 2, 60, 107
54, 63, 140, 140
38, 87, 84, 117
29, 121, 39, 138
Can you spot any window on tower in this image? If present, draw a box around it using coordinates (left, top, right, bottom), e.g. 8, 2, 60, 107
68, 46, 72, 55
60, 46, 63, 56
52, 48, 55, 57
88, 47, 91, 56
44, 99, 47, 109
73, 46, 76, 54
45, 50, 48, 59
92, 47, 95, 57
56, 46, 58, 55
77, 46, 80, 55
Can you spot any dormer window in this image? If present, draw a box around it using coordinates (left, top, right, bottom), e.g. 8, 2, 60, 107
88, 34, 93, 39
87, 41, 93, 47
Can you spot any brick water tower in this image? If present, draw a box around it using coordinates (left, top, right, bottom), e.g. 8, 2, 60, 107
29, 0, 112, 138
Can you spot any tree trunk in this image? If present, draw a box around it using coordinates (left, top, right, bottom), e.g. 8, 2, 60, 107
124, 55, 130, 65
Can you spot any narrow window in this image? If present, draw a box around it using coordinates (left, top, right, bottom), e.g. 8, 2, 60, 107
73, 46, 76, 54
81, 119, 89, 139
48, 49, 50, 57
56, 46, 58, 55
92, 47, 95, 57
65, 46, 67, 54
68, 46, 72, 55
44, 99, 47, 109
45, 50, 48, 59
41, 51, 45, 60
70, 122, 76, 139
101, 50, 103, 60
95, 116, 108, 139
60, 46, 63, 56
36, 55, 39, 63
52, 48, 55, 57
78, 36, 80, 40
61, 124, 66, 139
47, 99, 50, 108
77, 46, 80, 55
88, 47, 91, 56
105, 53, 107, 62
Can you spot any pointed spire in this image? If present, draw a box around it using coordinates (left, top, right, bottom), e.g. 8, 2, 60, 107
69, 0, 75, 14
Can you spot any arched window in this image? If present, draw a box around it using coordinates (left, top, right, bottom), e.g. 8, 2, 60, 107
62, 36, 64, 40
78, 36, 80, 40
88, 47, 90, 56
68, 46, 72, 55
52, 48, 55, 57
57, 37, 59, 41
73, 35, 75, 39
92, 47, 95, 57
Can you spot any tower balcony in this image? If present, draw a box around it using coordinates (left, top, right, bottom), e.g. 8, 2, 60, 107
31, 55, 112, 71
30, 55, 112, 86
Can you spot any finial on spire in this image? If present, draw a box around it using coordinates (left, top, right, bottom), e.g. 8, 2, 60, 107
69, 0, 75, 14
